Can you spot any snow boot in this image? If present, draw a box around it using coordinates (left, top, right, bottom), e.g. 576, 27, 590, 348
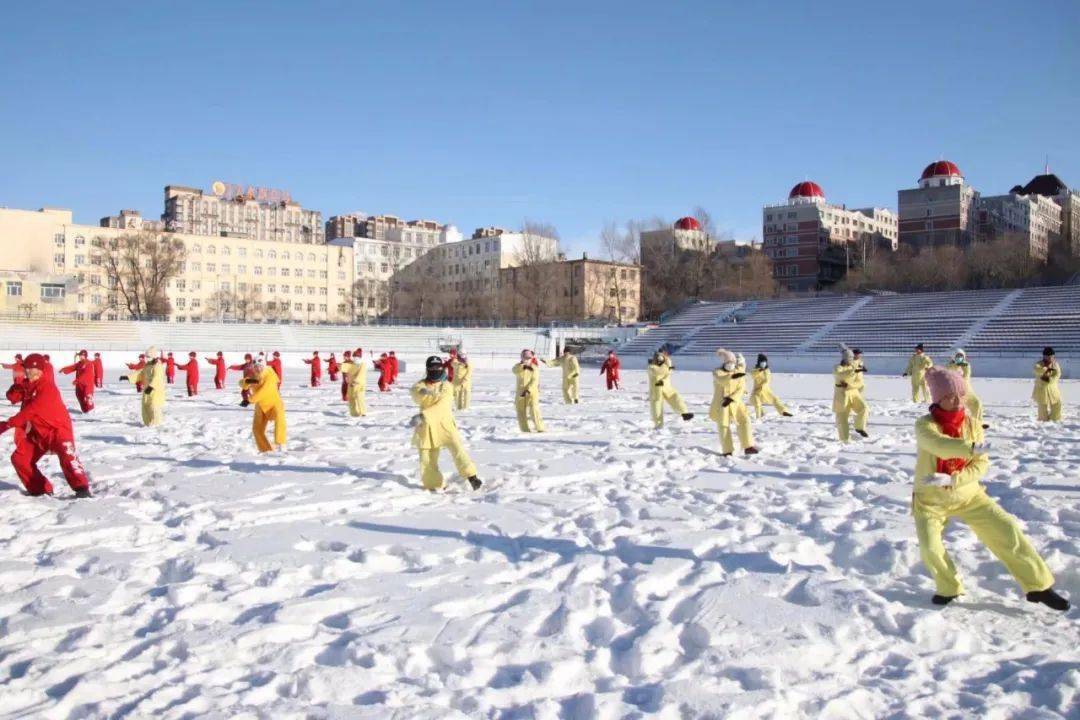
982, 423, 990, 430
1026, 588, 1070, 611
74, 488, 92, 499
931, 594, 958, 606
744, 447, 759, 456
681, 413, 694, 421
855, 429, 869, 438
782, 412, 793, 417
468, 476, 483, 491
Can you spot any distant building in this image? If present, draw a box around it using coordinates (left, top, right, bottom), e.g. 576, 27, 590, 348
762, 182, 898, 291
326, 213, 449, 319
1012, 172, 1080, 258
394, 228, 560, 322
499, 256, 642, 325
0, 206, 354, 324
977, 191, 1061, 261
99, 209, 163, 231
898, 161, 980, 249
639, 217, 716, 268
163, 183, 324, 244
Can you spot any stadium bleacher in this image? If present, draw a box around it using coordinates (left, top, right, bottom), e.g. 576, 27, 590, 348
625, 285, 1080, 357
0, 319, 551, 357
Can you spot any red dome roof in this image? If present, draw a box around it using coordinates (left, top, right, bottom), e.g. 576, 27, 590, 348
788, 181, 825, 200
674, 216, 701, 231
920, 160, 962, 180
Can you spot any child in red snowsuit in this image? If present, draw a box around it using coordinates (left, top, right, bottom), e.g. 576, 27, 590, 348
206, 352, 227, 389
230, 354, 255, 403
127, 354, 147, 392
176, 352, 200, 396
388, 351, 399, 385
0, 354, 91, 497
269, 352, 283, 389
303, 352, 322, 387
328, 354, 340, 382
93, 353, 104, 388
600, 351, 621, 390
59, 350, 96, 413
375, 353, 391, 391
165, 352, 176, 383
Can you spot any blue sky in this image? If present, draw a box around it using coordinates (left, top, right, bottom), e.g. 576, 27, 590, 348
2, 1, 1078, 255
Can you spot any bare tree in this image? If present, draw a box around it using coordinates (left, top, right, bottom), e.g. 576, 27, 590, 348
98, 230, 187, 319
511, 221, 561, 326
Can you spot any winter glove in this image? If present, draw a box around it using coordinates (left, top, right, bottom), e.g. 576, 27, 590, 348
244, 378, 259, 385
721, 397, 733, 407
240, 400, 250, 408
569, 373, 578, 379
923, 473, 954, 488
732, 372, 746, 379
836, 381, 848, 388
856, 367, 867, 373
654, 381, 663, 387
143, 387, 154, 395
902, 372, 909, 377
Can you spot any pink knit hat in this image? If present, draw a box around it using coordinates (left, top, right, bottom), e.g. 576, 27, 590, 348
925, 367, 967, 404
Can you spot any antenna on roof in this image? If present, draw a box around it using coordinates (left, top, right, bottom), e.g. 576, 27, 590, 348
1045, 155, 1050, 175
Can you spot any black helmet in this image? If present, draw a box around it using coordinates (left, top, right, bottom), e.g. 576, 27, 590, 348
425, 355, 444, 371
1043, 346, 1055, 357
756, 353, 767, 364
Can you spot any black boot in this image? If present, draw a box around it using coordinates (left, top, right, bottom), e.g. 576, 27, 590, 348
1027, 588, 1070, 611
744, 447, 759, 455
681, 413, 694, 421
982, 423, 990, 430
855, 429, 869, 438
932, 594, 958, 606
467, 476, 483, 491
74, 488, 93, 499
782, 412, 793, 417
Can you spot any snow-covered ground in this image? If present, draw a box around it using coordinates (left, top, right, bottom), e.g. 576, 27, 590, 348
0, 367, 1077, 719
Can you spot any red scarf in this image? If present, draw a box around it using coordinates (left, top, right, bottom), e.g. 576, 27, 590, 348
930, 404, 968, 475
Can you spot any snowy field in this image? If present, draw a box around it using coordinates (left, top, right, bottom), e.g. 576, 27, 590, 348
0, 366, 1077, 719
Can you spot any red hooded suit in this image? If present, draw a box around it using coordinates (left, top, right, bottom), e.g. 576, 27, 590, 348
165, 353, 176, 383
1, 355, 90, 496
92, 353, 104, 388
375, 353, 391, 392
206, 353, 227, 389
600, 352, 621, 390
127, 355, 147, 392
176, 352, 200, 396
303, 352, 322, 387
269, 352, 283, 389
59, 351, 96, 413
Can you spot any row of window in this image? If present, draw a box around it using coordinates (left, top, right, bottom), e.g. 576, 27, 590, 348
4, 281, 65, 300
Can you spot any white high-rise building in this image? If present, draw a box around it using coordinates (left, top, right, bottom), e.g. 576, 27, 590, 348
163, 183, 324, 245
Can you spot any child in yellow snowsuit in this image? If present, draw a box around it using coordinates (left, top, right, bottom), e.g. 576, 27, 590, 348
833, 345, 868, 442
750, 353, 792, 419
513, 350, 546, 432
411, 356, 481, 491
647, 350, 692, 429
451, 354, 472, 410
912, 367, 1068, 611
710, 349, 758, 456
246, 360, 286, 452
1033, 347, 1063, 422
904, 343, 934, 402
946, 349, 985, 428
122, 346, 166, 427
544, 349, 580, 404
341, 356, 367, 417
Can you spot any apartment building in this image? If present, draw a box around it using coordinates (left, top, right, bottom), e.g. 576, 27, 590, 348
163, 183, 324, 245
762, 181, 898, 291
498, 256, 642, 325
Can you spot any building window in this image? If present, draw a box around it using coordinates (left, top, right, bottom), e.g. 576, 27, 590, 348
55, 254, 65, 266
74, 235, 85, 246
6, 281, 22, 297
54, 234, 65, 246
40, 283, 66, 301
